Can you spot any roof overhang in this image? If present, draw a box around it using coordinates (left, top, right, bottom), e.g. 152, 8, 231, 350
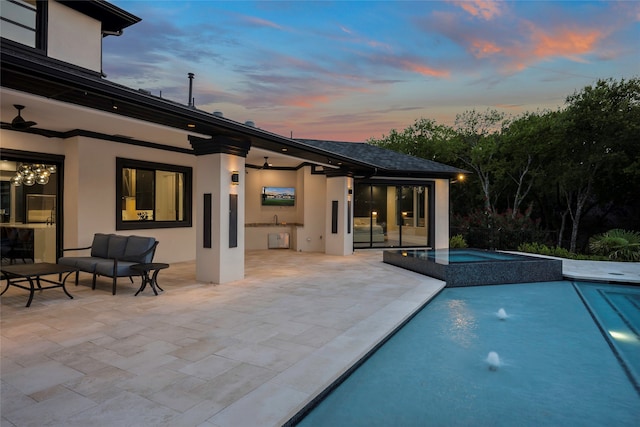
1, 40, 465, 180
57, 0, 141, 33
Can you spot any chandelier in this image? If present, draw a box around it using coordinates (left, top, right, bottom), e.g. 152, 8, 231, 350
10, 163, 57, 186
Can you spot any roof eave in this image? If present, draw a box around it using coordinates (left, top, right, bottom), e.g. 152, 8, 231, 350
57, 0, 141, 32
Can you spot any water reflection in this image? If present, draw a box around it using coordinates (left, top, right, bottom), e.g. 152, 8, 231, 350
447, 299, 477, 348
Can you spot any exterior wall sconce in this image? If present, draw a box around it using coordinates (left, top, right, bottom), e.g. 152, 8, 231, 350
231, 171, 239, 185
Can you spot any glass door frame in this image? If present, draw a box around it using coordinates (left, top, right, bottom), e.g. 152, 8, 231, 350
353, 179, 435, 249
0, 148, 65, 262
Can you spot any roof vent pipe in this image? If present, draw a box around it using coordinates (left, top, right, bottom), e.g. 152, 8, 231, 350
188, 73, 195, 107
213, 111, 224, 117
245, 120, 255, 127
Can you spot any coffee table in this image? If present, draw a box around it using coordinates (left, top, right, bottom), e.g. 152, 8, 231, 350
1, 263, 78, 307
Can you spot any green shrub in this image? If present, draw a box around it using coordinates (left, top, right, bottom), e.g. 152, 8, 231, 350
588, 229, 640, 261
451, 207, 546, 250
517, 242, 605, 260
449, 234, 468, 248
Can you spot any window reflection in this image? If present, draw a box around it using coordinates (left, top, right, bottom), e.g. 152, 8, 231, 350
0, 0, 37, 48
354, 183, 431, 248
117, 158, 191, 230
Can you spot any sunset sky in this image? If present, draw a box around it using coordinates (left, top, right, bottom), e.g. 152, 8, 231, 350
103, 1, 640, 142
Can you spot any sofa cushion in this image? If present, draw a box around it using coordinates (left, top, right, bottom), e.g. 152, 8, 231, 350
58, 256, 102, 272
95, 260, 138, 277
123, 236, 156, 263
107, 235, 128, 259
90, 233, 110, 258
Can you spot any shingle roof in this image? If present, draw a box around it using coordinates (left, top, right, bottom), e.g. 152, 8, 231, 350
297, 139, 466, 176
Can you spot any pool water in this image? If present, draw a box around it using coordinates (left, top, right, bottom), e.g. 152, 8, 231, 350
575, 282, 640, 390
295, 281, 640, 426
416, 248, 526, 263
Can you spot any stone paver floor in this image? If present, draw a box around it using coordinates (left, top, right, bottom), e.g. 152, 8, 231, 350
1, 250, 444, 427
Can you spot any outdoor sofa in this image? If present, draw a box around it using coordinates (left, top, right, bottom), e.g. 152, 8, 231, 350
58, 233, 158, 295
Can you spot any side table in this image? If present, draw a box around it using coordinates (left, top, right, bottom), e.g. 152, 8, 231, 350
130, 263, 169, 296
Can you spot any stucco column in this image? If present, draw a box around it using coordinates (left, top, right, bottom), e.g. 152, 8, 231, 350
325, 175, 353, 256
434, 178, 450, 249
195, 153, 245, 283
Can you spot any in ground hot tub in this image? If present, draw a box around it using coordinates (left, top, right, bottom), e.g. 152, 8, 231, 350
383, 248, 563, 287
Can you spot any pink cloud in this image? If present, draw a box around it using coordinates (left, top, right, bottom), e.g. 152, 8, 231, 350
462, 22, 606, 72
401, 60, 451, 78
470, 40, 503, 58
529, 26, 603, 60
367, 53, 450, 78
285, 93, 332, 108
452, 0, 504, 20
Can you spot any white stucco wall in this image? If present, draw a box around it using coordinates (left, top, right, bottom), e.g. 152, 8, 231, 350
66, 137, 196, 263
0, 130, 197, 264
48, 1, 102, 72
299, 168, 326, 252
195, 153, 245, 283
325, 176, 353, 256
244, 168, 300, 225
0, 129, 66, 156
434, 178, 450, 249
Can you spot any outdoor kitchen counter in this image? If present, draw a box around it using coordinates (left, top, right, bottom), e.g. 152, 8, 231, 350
245, 224, 303, 250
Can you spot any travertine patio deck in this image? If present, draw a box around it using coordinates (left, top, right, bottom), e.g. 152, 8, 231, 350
1, 250, 445, 426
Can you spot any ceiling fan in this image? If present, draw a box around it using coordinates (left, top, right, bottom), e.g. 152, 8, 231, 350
262, 156, 272, 169
10, 105, 37, 129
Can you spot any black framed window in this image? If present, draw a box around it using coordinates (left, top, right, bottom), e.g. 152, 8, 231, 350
116, 158, 192, 230
0, 0, 47, 50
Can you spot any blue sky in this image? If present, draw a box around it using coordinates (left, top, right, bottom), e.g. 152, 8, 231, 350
103, 1, 640, 141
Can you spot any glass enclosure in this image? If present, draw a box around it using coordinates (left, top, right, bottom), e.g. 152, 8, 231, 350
353, 182, 433, 248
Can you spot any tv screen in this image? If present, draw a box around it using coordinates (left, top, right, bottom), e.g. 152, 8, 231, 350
262, 186, 295, 206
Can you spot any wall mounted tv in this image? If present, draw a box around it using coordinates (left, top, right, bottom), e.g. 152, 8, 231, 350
262, 187, 295, 206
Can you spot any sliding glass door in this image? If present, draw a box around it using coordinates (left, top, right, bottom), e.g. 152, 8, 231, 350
353, 182, 433, 249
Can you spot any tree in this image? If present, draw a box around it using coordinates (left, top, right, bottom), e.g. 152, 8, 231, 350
556, 77, 640, 252
451, 109, 505, 213
368, 117, 457, 161
367, 77, 639, 253
499, 111, 560, 218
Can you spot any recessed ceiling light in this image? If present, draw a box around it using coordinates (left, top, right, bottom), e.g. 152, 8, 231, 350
187, 123, 196, 128
282, 148, 288, 152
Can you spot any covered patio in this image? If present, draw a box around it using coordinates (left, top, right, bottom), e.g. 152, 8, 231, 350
0, 250, 444, 426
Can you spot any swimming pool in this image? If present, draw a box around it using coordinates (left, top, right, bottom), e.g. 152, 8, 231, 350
383, 249, 563, 286
292, 281, 640, 426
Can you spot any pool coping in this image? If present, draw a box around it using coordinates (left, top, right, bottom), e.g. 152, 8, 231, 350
501, 251, 640, 284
